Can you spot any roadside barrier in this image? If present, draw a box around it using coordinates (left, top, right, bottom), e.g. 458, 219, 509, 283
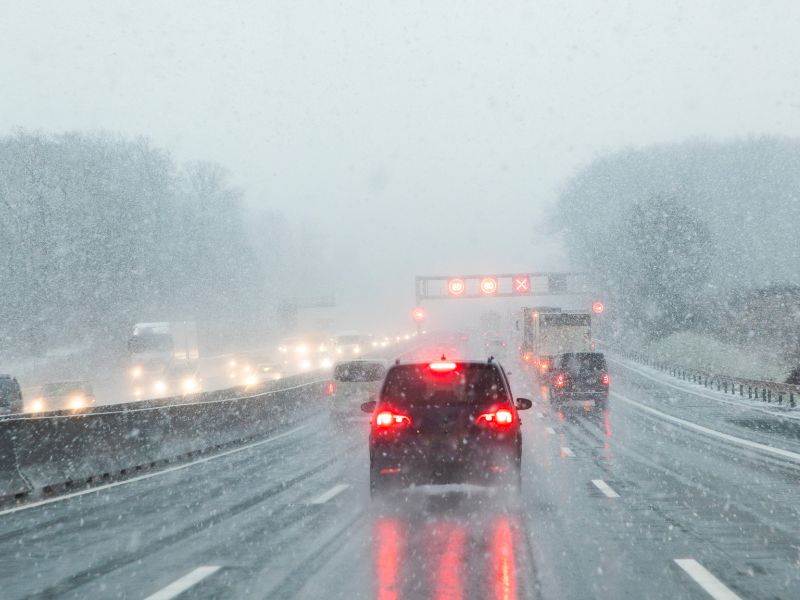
609, 346, 799, 409
0, 373, 325, 503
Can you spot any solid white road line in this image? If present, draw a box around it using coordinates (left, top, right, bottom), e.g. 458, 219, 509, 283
144, 566, 222, 600
591, 479, 620, 498
0, 424, 310, 517
309, 483, 350, 505
545, 426, 555, 435
674, 559, 742, 600
612, 392, 800, 464
560, 447, 574, 457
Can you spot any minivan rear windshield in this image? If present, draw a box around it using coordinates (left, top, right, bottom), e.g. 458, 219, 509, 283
381, 363, 507, 404
557, 353, 607, 372
334, 362, 386, 382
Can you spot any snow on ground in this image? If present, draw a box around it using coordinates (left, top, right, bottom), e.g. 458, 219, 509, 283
639, 331, 791, 382
610, 354, 800, 419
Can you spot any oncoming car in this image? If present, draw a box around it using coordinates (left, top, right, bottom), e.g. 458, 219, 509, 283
361, 358, 532, 495
327, 359, 387, 420
31, 381, 96, 412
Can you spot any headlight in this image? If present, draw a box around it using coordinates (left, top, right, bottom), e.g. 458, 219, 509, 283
353, 346, 361, 354
243, 374, 258, 386
318, 344, 327, 352
182, 378, 199, 394
320, 357, 333, 369
299, 359, 312, 371
154, 380, 167, 395
336, 348, 343, 355
130, 365, 143, 378
69, 396, 85, 409
229, 359, 237, 367
29, 398, 44, 412
272, 372, 282, 380
296, 344, 308, 355
278, 346, 288, 354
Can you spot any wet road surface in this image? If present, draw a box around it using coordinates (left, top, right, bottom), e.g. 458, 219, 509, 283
1, 355, 799, 599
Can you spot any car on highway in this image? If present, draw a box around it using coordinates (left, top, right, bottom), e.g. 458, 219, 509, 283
483, 335, 508, 359
32, 381, 96, 412
0, 375, 24, 414
361, 357, 532, 495
548, 352, 609, 407
327, 359, 388, 420
334, 331, 365, 357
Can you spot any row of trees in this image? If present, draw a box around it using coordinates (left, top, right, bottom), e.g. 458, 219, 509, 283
0, 131, 315, 359
554, 137, 800, 353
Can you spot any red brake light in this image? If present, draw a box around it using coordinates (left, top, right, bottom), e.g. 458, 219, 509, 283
325, 381, 335, 396
601, 373, 610, 385
374, 410, 412, 428
476, 408, 515, 428
522, 352, 534, 363
429, 360, 457, 372
554, 373, 566, 388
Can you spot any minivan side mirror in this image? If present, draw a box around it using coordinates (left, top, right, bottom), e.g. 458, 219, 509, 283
515, 398, 533, 410
360, 400, 377, 413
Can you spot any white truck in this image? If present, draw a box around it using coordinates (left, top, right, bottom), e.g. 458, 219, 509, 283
127, 321, 200, 398
520, 309, 592, 379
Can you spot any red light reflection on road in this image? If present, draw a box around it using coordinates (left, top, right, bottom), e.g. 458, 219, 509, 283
433, 522, 467, 600
603, 409, 613, 438
490, 518, 517, 600
375, 518, 405, 600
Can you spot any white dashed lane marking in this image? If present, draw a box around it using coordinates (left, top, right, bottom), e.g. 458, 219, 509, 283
144, 566, 221, 600
591, 479, 620, 498
308, 484, 350, 505
674, 559, 743, 600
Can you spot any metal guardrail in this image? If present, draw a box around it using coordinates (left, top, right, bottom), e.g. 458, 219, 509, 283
611, 346, 799, 408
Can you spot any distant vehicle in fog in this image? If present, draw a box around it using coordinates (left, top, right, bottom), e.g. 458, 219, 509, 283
483, 335, 508, 359
0, 375, 23, 414
548, 352, 609, 408
127, 321, 199, 399
32, 381, 96, 412
334, 331, 365, 357
519, 308, 592, 379
327, 359, 388, 420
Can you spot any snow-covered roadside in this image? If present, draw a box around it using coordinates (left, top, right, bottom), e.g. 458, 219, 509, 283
635, 331, 791, 382
608, 354, 800, 420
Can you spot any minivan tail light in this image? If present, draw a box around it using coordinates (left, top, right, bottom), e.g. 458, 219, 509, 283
325, 381, 335, 396
601, 373, 610, 385
554, 373, 567, 388
374, 410, 412, 428
476, 409, 515, 428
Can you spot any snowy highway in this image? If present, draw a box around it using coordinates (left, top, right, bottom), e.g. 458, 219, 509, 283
2, 341, 798, 600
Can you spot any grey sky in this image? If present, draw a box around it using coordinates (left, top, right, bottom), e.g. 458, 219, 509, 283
3, 0, 799, 327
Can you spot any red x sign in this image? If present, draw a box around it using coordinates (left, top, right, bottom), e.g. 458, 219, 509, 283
512, 275, 531, 294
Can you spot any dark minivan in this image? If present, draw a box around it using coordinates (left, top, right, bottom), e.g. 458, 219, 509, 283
362, 358, 532, 495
